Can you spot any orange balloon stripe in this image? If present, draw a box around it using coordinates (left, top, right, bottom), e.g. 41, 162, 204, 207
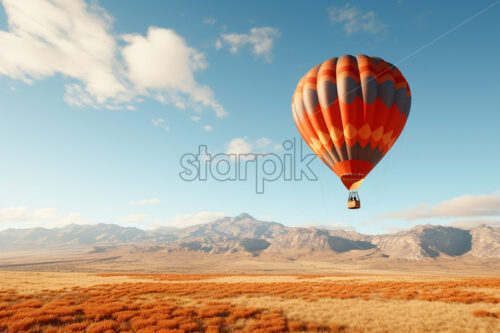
322, 103, 345, 149
294, 113, 332, 168
337, 71, 361, 83
295, 102, 408, 151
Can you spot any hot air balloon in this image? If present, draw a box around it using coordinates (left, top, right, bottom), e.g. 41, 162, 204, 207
291, 55, 411, 209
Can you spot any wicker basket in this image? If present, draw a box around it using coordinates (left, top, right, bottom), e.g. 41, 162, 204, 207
347, 200, 361, 209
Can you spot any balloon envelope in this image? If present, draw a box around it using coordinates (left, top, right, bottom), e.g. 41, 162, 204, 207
292, 55, 411, 190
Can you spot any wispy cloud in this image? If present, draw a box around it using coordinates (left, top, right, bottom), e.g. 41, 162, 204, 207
216, 27, 280, 62
375, 192, 500, 221
0, 206, 91, 228
118, 214, 150, 223
166, 211, 227, 228
203, 17, 216, 25
255, 137, 271, 148
0, 206, 31, 223
223, 137, 282, 161
0, 0, 225, 119
225, 138, 254, 156
447, 219, 500, 229
152, 118, 169, 131
328, 3, 386, 35
273, 144, 284, 152
33, 208, 60, 220
130, 198, 161, 206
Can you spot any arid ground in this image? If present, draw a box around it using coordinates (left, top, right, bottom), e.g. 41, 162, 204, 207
0, 272, 499, 333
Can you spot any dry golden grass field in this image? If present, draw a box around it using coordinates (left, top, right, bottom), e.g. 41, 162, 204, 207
0, 272, 499, 333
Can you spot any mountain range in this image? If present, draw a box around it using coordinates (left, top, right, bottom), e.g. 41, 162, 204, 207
1, 213, 499, 261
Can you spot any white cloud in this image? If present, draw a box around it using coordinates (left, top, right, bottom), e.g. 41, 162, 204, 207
203, 17, 216, 25
130, 198, 161, 206
426, 193, 500, 218
122, 27, 226, 118
224, 137, 279, 160
448, 219, 500, 229
328, 3, 386, 35
152, 118, 165, 126
216, 27, 280, 62
0, 0, 225, 119
0, 206, 30, 222
118, 214, 150, 223
225, 137, 253, 155
57, 213, 91, 226
0, 0, 126, 105
152, 118, 169, 131
273, 143, 284, 151
203, 125, 213, 131
33, 207, 60, 220
375, 203, 427, 221
167, 211, 227, 228
256, 137, 271, 148
376, 192, 500, 221
0, 206, 92, 228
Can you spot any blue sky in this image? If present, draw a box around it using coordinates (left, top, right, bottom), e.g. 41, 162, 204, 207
0, 0, 499, 233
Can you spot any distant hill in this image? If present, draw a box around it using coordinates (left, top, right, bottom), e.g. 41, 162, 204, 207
1, 213, 499, 260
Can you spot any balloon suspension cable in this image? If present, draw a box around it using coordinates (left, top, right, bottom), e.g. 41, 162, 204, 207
348, 191, 360, 202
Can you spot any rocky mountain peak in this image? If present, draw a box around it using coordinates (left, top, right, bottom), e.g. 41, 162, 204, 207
0, 214, 498, 260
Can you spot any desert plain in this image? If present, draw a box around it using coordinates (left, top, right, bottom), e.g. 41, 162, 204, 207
0, 270, 499, 333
